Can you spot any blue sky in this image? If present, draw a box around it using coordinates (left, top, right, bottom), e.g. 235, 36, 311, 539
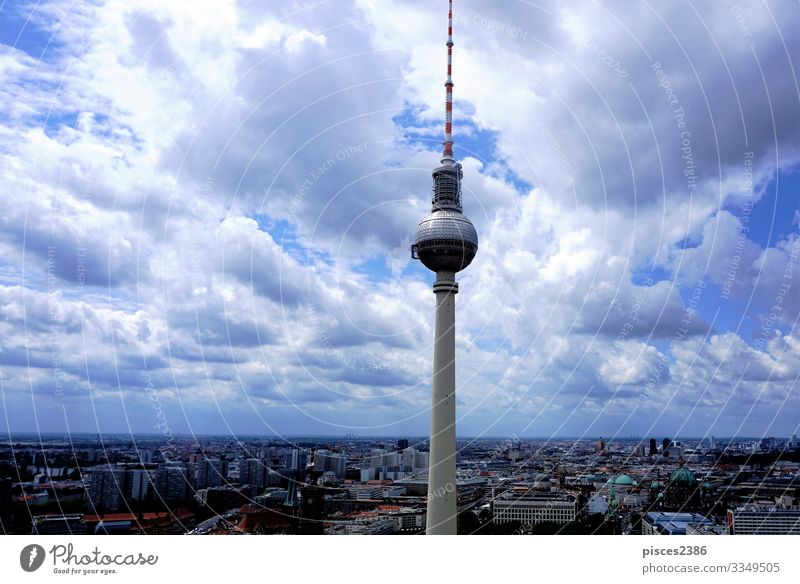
0, 0, 799, 440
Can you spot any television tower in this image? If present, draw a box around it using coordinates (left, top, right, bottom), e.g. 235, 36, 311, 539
411, 0, 478, 535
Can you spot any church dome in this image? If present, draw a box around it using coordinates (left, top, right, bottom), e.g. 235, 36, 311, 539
669, 467, 696, 486
611, 474, 635, 486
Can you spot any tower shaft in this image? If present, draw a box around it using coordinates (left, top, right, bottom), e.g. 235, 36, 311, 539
413, 0, 476, 536
426, 272, 458, 535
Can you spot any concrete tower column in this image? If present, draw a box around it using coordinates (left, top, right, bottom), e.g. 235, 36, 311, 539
427, 271, 458, 535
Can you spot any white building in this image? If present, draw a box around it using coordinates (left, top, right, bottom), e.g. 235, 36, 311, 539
314, 450, 347, 479
402, 447, 416, 469
370, 449, 386, 469
728, 504, 800, 534
286, 449, 308, 471
128, 469, 149, 501
493, 492, 577, 525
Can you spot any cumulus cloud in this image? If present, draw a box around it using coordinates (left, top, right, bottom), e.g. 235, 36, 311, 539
0, 0, 799, 437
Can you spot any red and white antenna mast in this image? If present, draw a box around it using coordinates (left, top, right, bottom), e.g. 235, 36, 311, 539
442, 0, 455, 165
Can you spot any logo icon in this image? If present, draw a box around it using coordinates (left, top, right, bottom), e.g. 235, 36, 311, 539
20, 544, 46, 572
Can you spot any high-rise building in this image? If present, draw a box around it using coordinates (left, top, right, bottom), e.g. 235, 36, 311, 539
370, 448, 386, 469
402, 447, 417, 470
286, 449, 308, 471
195, 458, 226, 490
596, 437, 606, 453
88, 464, 125, 511
383, 452, 401, 468
127, 469, 150, 501
410, 0, 478, 536
416, 451, 430, 472
649, 438, 658, 456
397, 439, 409, 450
154, 463, 190, 501
239, 458, 267, 490
662, 437, 672, 457
314, 450, 347, 479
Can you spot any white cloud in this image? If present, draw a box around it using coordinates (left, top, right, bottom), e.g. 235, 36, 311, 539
0, 0, 799, 436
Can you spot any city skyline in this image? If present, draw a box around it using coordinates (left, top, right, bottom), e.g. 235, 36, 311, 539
1, 0, 799, 442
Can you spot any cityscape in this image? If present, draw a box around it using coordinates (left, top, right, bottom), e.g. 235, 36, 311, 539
2, 433, 800, 535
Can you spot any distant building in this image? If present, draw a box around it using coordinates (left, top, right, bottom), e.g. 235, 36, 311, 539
686, 522, 729, 535
154, 463, 190, 501
643, 512, 712, 535
32, 514, 86, 535
195, 458, 226, 490
402, 447, 417, 470
493, 491, 578, 525
286, 449, 308, 471
87, 464, 125, 511
728, 504, 800, 535
370, 449, 386, 469
596, 437, 606, 453
649, 439, 658, 456
127, 469, 149, 501
239, 458, 267, 490
663, 465, 698, 510
314, 450, 347, 479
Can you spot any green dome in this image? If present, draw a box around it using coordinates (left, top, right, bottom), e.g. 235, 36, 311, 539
650, 481, 662, 489
669, 467, 696, 486
612, 474, 636, 486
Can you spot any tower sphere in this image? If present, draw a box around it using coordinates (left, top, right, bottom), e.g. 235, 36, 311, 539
413, 209, 478, 273
411, 162, 478, 273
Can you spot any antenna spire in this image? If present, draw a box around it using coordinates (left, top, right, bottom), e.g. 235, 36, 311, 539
442, 0, 455, 165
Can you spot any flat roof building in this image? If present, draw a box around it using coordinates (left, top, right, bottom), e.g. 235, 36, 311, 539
728, 505, 800, 535
643, 512, 712, 535
493, 491, 577, 525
